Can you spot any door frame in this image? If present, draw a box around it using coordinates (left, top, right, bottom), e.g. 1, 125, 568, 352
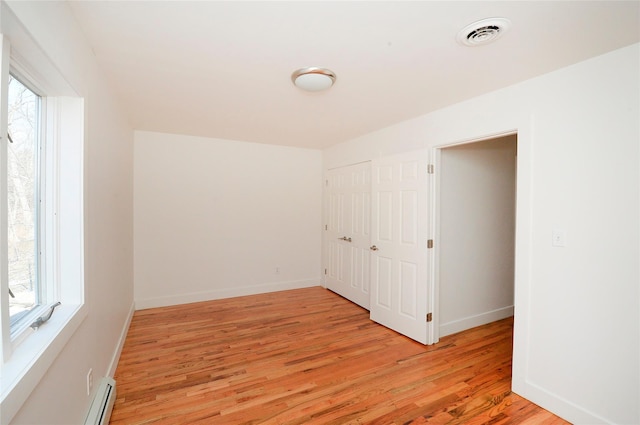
429, 130, 518, 344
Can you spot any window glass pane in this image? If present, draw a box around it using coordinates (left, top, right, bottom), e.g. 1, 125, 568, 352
7, 75, 40, 325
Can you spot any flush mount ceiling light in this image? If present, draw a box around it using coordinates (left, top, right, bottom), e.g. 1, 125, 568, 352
291, 67, 336, 92
457, 18, 511, 46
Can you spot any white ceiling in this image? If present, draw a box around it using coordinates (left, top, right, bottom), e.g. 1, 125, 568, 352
68, 1, 640, 149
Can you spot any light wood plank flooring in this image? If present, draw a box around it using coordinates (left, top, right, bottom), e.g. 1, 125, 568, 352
110, 287, 569, 424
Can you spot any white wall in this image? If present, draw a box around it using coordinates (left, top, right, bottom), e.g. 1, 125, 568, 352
3, 2, 134, 424
134, 131, 322, 309
439, 135, 516, 336
324, 44, 639, 424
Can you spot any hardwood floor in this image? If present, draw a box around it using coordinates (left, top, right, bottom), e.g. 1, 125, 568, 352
110, 287, 569, 424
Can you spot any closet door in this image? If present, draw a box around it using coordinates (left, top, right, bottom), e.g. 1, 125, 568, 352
325, 162, 371, 309
370, 150, 430, 344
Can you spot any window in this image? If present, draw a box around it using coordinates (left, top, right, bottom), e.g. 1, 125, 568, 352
2, 69, 56, 349
0, 24, 86, 424
7, 74, 44, 335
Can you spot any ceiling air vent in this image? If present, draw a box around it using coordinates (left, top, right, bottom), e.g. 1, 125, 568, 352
457, 18, 511, 46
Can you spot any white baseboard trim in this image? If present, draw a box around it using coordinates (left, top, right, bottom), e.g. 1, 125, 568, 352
106, 301, 135, 377
512, 378, 612, 424
439, 305, 514, 337
134, 279, 321, 310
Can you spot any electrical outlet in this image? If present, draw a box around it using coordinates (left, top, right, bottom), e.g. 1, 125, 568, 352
86, 368, 93, 395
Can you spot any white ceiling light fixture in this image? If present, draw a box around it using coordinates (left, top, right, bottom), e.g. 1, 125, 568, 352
457, 18, 511, 46
291, 67, 336, 92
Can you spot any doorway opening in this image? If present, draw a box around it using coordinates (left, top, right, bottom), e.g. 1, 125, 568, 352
432, 133, 517, 339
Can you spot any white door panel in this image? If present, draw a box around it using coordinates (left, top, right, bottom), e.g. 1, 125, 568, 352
370, 150, 430, 344
325, 162, 371, 309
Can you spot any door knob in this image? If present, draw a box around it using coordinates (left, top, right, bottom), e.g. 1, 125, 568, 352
370, 245, 378, 251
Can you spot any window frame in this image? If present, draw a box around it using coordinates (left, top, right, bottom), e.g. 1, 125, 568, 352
0, 21, 87, 424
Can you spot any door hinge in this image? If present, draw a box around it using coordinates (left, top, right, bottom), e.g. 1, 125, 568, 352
324, 268, 327, 275
325, 179, 329, 186
427, 164, 434, 174
426, 313, 433, 323
427, 239, 434, 249
325, 224, 328, 230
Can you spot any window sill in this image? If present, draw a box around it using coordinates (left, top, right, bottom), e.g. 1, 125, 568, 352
0, 303, 87, 424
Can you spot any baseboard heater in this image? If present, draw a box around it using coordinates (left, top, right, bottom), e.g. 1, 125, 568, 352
84, 377, 116, 425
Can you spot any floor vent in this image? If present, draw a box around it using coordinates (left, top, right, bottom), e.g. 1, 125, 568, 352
84, 377, 116, 425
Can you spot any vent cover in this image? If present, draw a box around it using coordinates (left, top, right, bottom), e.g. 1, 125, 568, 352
457, 18, 511, 46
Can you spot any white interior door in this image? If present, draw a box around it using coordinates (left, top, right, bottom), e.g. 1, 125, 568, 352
325, 162, 371, 309
370, 150, 431, 344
